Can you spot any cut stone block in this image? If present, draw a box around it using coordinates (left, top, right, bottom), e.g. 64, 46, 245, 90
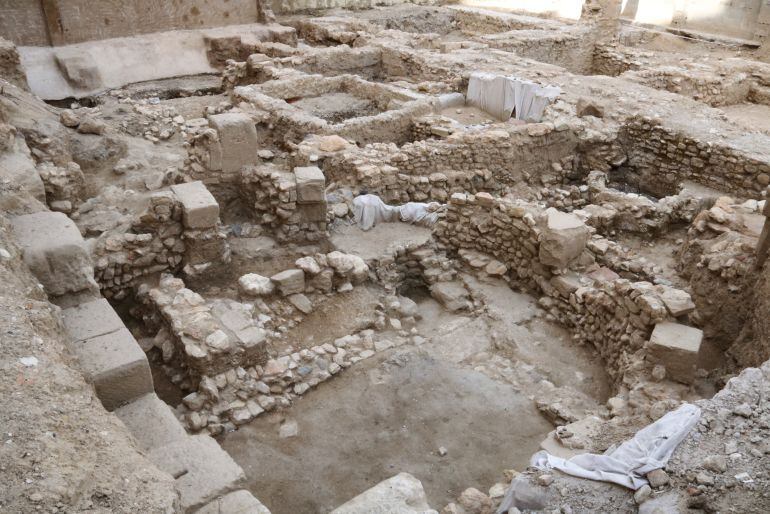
538, 208, 590, 269
62, 298, 125, 343
55, 48, 103, 90
115, 393, 187, 451
331, 472, 437, 514
208, 113, 258, 173
270, 269, 305, 296
430, 281, 470, 312
171, 181, 220, 229
293, 166, 326, 204
11, 211, 97, 298
648, 322, 703, 384
73, 328, 153, 410
149, 435, 246, 511
296, 203, 328, 223
196, 490, 271, 514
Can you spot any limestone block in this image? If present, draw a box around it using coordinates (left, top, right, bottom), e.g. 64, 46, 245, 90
115, 393, 187, 451
208, 113, 258, 173
11, 211, 97, 298
430, 281, 470, 312
196, 490, 271, 514
648, 322, 703, 384
538, 208, 590, 269
171, 181, 220, 229
331, 472, 437, 514
62, 298, 125, 342
293, 166, 326, 204
54, 48, 103, 90
296, 203, 327, 223
270, 269, 305, 296
73, 328, 153, 410
238, 273, 274, 296
149, 435, 245, 511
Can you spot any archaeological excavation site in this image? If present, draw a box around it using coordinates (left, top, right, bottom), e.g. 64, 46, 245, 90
3, 0, 770, 512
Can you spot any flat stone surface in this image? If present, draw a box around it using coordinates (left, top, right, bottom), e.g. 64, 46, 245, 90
270, 269, 305, 296
331, 473, 437, 514
293, 165, 326, 204
62, 298, 125, 343
171, 181, 220, 229
208, 112, 258, 173
11, 211, 96, 297
115, 393, 187, 451
430, 281, 470, 312
73, 327, 153, 410
197, 490, 271, 514
648, 322, 703, 384
149, 434, 245, 511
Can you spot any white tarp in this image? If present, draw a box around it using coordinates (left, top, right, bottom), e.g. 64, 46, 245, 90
534, 403, 700, 490
467, 72, 561, 122
352, 195, 442, 231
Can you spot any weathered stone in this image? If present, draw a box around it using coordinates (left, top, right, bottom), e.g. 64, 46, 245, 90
271, 269, 305, 295
648, 322, 703, 384
171, 181, 220, 229
538, 208, 590, 268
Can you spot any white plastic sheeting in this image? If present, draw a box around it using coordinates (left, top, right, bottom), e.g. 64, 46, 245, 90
352, 195, 442, 231
467, 72, 561, 122
530, 403, 699, 492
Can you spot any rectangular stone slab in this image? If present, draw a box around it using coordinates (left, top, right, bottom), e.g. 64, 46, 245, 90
115, 393, 187, 451
62, 298, 125, 343
171, 181, 220, 229
294, 165, 326, 203
11, 211, 96, 298
73, 327, 153, 411
648, 322, 703, 384
149, 435, 246, 511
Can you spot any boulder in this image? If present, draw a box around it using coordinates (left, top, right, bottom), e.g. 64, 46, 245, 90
238, 273, 274, 296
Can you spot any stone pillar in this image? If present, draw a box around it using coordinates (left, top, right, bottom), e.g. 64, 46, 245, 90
581, 0, 623, 42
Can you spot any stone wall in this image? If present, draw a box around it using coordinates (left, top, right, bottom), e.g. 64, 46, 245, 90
434, 192, 698, 385
618, 116, 770, 198
0, 0, 259, 46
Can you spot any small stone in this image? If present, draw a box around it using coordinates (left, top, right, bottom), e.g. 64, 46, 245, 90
279, 419, 298, 438
239, 273, 274, 296
733, 403, 752, 418
438, 446, 448, 456
537, 474, 554, 486
59, 110, 80, 128
702, 455, 727, 473
695, 472, 714, 486
77, 116, 106, 135
634, 484, 651, 504
646, 469, 670, 488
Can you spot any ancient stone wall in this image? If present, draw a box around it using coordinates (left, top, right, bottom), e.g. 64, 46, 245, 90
434, 192, 696, 385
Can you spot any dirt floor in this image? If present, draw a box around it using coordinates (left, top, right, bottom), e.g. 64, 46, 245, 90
220, 346, 553, 513
720, 103, 770, 134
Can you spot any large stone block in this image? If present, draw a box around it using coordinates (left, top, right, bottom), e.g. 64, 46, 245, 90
11, 211, 97, 298
296, 203, 328, 223
171, 181, 220, 229
149, 435, 245, 511
115, 393, 187, 451
54, 48, 103, 90
430, 281, 470, 312
538, 208, 590, 269
293, 166, 326, 203
73, 328, 153, 410
270, 269, 305, 296
196, 490, 271, 514
62, 298, 125, 343
648, 322, 703, 384
331, 472, 437, 514
208, 113, 258, 173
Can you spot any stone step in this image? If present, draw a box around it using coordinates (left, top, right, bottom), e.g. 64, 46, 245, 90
62, 298, 125, 342
10, 211, 97, 299
70, 327, 153, 411
114, 393, 187, 451
195, 490, 271, 514
149, 435, 246, 512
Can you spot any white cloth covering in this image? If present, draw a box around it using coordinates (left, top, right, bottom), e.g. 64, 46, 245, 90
467, 72, 561, 122
531, 403, 701, 490
352, 195, 441, 231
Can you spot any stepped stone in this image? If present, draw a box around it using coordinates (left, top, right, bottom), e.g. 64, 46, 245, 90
115, 393, 187, 451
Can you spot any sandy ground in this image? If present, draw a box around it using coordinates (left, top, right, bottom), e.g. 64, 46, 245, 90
721, 103, 770, 135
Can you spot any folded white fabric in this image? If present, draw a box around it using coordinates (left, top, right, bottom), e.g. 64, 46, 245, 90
530, 403, 701, 490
